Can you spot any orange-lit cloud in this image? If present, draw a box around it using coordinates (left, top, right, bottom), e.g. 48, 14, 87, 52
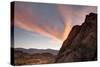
57, 5, 72, 41
14, 4, 73, 44
15, 13, 63, 44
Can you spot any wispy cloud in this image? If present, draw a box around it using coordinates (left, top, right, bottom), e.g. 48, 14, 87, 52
14, 3, 73, 44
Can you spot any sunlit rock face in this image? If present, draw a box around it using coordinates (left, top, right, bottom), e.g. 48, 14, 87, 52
55, 13, 97, 63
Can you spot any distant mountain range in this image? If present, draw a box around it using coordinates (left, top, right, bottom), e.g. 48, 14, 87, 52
14, 48, 58, 55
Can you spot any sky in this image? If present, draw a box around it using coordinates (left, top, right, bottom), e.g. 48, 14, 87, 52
13, 1, 97, 50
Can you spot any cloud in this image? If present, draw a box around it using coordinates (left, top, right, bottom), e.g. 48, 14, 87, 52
14, 2, 64, 44
57, 5, 72, 41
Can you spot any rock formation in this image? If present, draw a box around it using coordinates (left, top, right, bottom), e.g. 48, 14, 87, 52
55, 13, 97, 63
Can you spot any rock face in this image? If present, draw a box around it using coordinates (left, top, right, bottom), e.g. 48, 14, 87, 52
55, 13, 97, 63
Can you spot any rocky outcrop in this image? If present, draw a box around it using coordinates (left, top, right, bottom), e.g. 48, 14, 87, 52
55, 13, 97, 63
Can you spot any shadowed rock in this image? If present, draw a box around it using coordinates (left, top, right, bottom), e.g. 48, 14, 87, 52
55, 13, 97, 63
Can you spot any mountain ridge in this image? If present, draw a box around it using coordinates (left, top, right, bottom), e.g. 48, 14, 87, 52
14, 48, 58, 55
